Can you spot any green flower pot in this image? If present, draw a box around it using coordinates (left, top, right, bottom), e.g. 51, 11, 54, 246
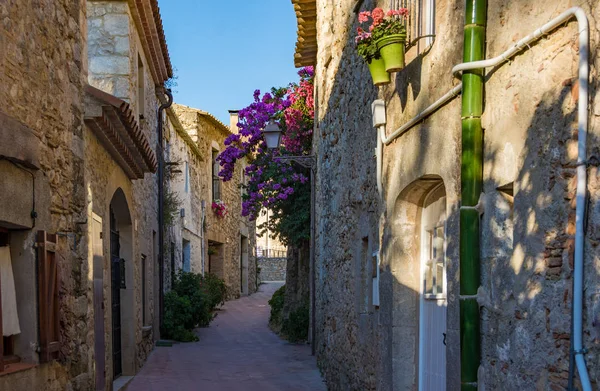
376, 33, 406, 72
367, 57, 390, 86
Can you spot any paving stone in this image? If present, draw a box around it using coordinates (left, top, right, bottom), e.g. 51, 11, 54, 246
126, 282, 326, 391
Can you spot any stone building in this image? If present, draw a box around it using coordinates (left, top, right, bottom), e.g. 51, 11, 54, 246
256, 209, 288, 258
0, 0, 172, 390
172, 104, 258, 297
293, 0, 600, 390
162, 107, 206, 284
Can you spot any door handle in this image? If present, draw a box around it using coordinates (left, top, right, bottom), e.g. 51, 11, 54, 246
443, 333, 447, 346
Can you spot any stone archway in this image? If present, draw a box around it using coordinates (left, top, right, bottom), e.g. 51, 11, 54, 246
389, 175, 446, 390
109, 188, 135, 379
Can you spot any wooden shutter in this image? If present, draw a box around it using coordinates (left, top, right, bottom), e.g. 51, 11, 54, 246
36, 231, 60, 363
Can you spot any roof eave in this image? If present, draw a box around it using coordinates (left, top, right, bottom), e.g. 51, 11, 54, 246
292, 0, 317, 67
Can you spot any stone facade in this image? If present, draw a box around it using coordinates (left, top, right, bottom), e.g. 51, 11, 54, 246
0, 1, 89, 390
307, 0, 600, 390
173, 105, 258, 297
258, 257, 287, 282
163, 108, 206, 284
0, 0, 171, 390
255, 210, 288, 258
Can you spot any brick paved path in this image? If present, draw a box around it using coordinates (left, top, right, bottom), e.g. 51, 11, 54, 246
126, 282, 327, 391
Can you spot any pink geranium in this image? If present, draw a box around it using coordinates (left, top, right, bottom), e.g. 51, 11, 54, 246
371, 8, 385, 26
358, 11, 371, 23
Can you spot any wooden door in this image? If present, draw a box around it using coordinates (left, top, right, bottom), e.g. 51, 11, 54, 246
92, 214, 106, 391
419, 189, 447, 390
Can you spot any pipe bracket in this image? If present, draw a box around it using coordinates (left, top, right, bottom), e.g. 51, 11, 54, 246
460, 193, 485, 216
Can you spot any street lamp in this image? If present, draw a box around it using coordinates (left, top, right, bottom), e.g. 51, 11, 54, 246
262, 121, 317, 356
263, 120, 282, 150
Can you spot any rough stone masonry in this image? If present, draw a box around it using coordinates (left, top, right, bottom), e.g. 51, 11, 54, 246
309, 0, 600, 390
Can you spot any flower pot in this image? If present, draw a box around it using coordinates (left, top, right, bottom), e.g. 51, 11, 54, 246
367, 57, 390, 86
376, 33, 406, 72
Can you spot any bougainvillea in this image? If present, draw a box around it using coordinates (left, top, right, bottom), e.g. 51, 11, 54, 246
217, 67, 314, 245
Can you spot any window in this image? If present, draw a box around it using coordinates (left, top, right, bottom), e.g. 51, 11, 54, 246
372, 250, 380, 308
170, 242, 175, 288
182, 240, 191, 273
394, 0, 436, 53
424, 225, 445, 296
357, 1, 435, 51
0, 230, 60, 372
184, 161, 189, 193
137, 55, 145, 119
360, 236, 370, 313
240, 164, 247, 198
141, 254, 147, 325
0, 229, 17, 370
212, 149, 221, 201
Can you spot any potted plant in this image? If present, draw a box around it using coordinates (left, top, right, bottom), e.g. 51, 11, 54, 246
360, 8, 409, 73
356, 27, 390, 86
211, 199, 227, 218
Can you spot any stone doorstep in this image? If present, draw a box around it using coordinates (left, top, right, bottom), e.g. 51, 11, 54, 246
113, 375, 134, 391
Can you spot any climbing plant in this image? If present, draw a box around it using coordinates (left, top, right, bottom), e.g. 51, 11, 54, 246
217, 67, 314, 246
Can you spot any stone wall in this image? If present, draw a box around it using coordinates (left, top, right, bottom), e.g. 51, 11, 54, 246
0, 1, 89, 390
164, 111, 205, 281
87, 1, 132, 101
312, 0, 600, 390
85, 0, 162, 384
258, 257, 287, 282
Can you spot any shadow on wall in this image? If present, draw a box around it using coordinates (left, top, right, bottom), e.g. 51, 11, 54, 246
313, 3, 600, 390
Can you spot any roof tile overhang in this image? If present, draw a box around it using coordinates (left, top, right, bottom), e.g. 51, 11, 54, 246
166, 107, 204, 160
129, 0, 173, 86
292, 0, 317, 67
198, 111, 231, 136
84, 85, 157, 179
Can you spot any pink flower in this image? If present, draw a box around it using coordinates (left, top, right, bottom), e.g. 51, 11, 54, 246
369, 24, 375, 32
398, 8, 409, 17
386, 10, 394, 17
358, 11, 371, 23
371, 8, 384, 25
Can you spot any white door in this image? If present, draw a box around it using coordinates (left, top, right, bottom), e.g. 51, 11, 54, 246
419, 186, 447, 391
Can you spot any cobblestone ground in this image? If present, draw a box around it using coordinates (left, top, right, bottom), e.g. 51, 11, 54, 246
126, 282, 326, 391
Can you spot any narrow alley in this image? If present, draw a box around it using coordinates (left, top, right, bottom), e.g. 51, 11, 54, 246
1, 1, 599, 390
125, 283, 326, 391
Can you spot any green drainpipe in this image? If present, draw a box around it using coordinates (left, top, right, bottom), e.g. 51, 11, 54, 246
460, 0, 486, 390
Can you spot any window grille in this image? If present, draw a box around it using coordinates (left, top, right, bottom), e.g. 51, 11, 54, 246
390, 0, 435, 52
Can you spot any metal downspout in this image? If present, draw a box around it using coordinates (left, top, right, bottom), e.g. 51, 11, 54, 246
460, 1, 486, 389
157, 88, 173, 335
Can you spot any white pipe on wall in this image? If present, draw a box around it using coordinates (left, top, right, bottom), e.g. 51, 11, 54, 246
375, 7, 591, 388
379, 84, 462, 146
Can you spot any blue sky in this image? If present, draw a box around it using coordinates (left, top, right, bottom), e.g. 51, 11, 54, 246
158, 0, 300, 124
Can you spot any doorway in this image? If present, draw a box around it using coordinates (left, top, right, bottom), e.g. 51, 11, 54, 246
110, 207, 123, 379
240, 236, 248, 295
109, 188, 134, 381
418, 184, 447, 390
92, 213, 106, 391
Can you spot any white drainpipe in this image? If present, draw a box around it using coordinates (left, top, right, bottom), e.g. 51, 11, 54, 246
373, 7, 591, 389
